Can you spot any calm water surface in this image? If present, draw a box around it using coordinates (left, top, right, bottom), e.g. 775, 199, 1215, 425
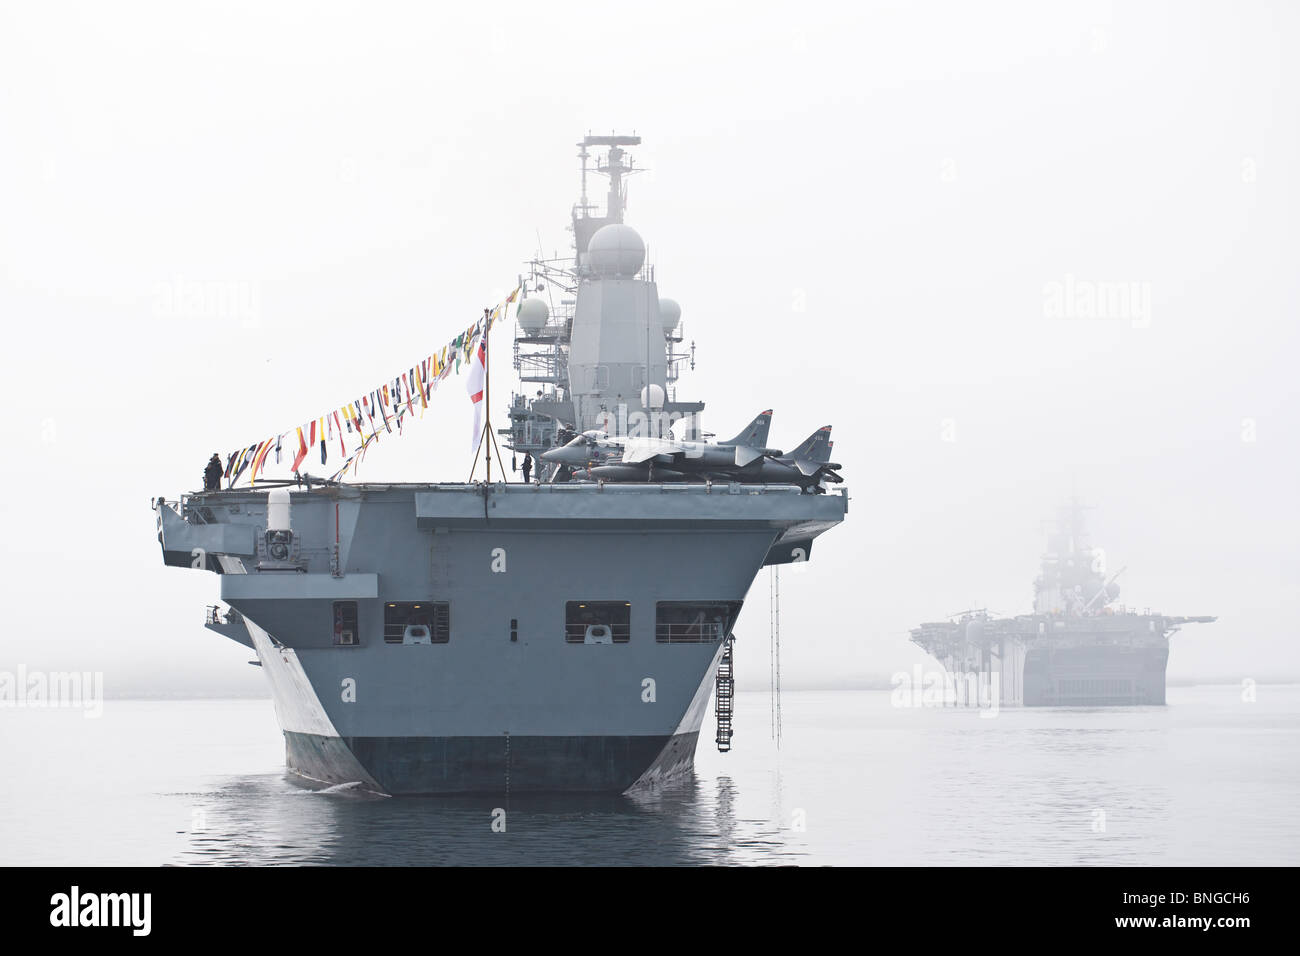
2, 686, 1296, 865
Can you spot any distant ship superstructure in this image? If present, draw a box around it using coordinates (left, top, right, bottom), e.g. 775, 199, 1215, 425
910, 504, 1214, 706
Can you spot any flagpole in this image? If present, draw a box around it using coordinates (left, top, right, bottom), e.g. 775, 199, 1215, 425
468, 306, 508, 484
483, 307, 492, 483
467, 311, 487, 482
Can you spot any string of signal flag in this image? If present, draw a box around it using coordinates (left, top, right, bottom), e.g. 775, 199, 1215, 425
217, 283, 522, 488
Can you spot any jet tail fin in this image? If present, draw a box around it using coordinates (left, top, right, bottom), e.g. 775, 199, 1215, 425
788, 426, 833, 464
721, 410, 773, 448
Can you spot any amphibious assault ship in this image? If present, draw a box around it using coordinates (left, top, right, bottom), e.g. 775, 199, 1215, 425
153, 134, 848, 793
910, 503, 1214, 707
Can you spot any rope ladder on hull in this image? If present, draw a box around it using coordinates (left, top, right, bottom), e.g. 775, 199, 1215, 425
715, 634, 735, 752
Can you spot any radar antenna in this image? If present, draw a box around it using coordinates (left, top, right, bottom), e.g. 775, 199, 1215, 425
580, 132, 641, 222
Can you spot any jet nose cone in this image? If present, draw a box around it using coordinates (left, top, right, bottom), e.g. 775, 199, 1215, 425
540, 447, 567, 463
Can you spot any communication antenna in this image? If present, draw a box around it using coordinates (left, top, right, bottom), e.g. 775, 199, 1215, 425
770, 565, 783, 747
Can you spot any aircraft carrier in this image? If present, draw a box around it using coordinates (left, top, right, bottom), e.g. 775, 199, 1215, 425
153, 134, 848, 794
909, 503, 1214, 707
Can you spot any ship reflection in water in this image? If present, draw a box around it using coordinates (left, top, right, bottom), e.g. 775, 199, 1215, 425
174, 773, 795, 867
167, 685, 1299, 867
3, 689, 1298, 866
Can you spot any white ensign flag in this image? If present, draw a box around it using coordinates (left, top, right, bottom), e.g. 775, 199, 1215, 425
466, 335, 486, 452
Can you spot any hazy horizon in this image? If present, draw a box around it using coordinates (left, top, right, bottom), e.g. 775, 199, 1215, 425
2, 1, 1296, 697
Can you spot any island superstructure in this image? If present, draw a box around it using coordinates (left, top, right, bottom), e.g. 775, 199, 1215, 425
153, 133, 848, 794
502, 134, 703, 475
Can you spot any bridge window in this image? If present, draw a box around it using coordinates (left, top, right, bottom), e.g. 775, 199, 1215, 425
384, 602, 450, 644
333, 601, 359, 646
565, 601, 631, 643
655, 602, 742, 644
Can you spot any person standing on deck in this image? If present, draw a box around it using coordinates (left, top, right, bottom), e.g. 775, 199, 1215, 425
203, 453, 223, 491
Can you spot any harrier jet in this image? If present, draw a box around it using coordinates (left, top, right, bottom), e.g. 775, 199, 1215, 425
546, 415, 842, 492
541, 410, 777, 477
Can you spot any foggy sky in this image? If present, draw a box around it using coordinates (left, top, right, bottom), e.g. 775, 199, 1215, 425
1, 0, 1296, 695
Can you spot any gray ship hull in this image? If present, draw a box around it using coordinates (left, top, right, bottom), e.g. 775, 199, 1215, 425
284, 730, 700, 793
160, 481, 846, 793
1023, 642, 1168, 706
238, 599, 724, 794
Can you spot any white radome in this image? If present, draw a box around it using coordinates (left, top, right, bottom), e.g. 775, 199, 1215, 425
517, 297, 549, 332
659, 298, 681, 333
640, 384, 666, 409
587, 223, 646, 277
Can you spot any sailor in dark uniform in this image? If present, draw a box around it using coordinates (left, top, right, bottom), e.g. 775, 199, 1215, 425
203, 453, 224, 492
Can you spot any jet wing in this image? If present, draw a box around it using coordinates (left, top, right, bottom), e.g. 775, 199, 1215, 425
621, 437, 684, 464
